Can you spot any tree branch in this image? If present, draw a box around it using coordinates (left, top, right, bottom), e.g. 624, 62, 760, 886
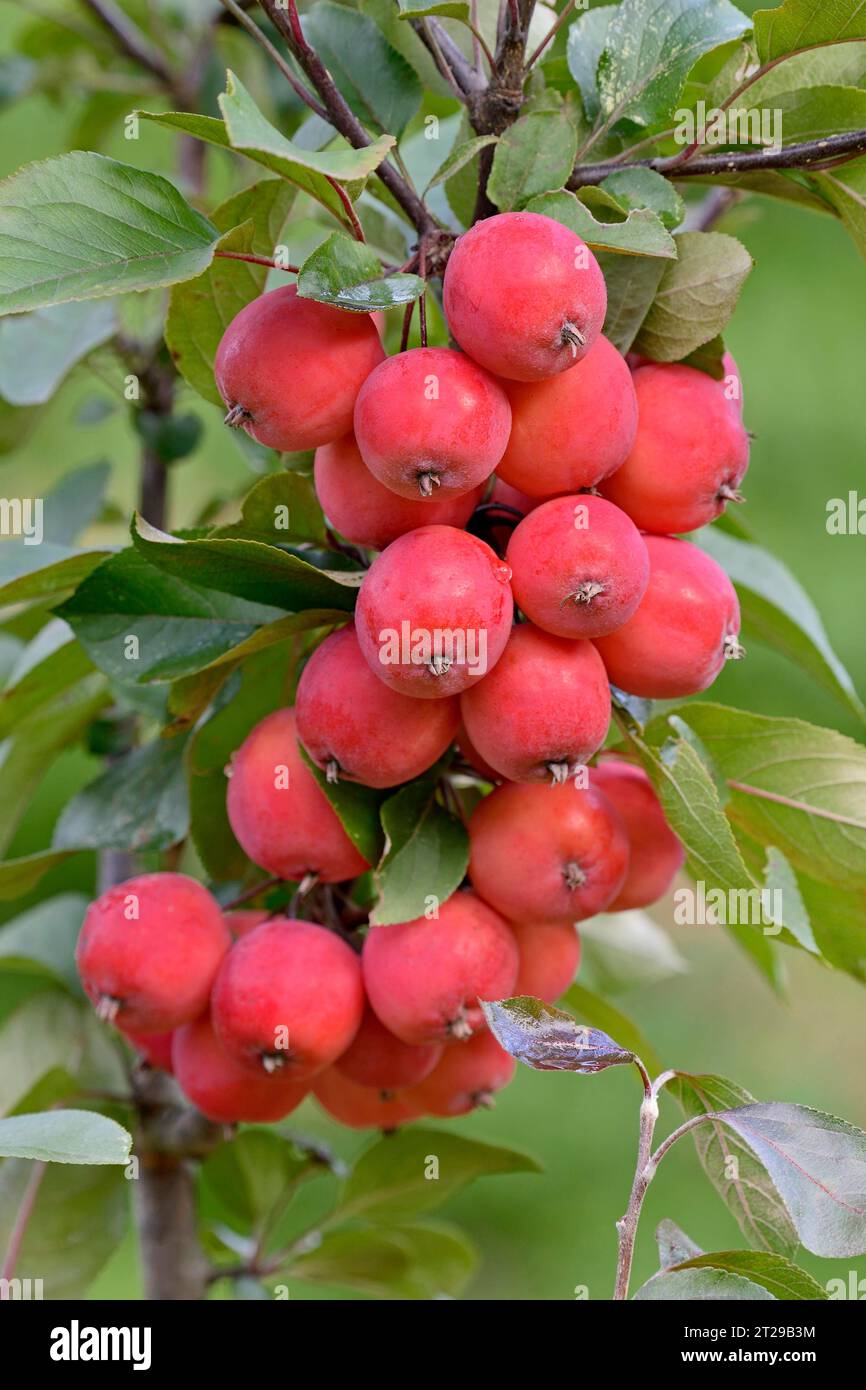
570, 129, 866, 188
80, 0, 174, 88
258, 0, 438, 237
412, 18, 485, 102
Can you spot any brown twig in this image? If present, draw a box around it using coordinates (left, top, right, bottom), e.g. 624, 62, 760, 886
215, 250, 300, 271
217, 0, 328, 118
570, 129, 866, 188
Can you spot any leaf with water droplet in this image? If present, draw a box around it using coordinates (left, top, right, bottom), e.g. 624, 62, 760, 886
481, 996, 634, 1073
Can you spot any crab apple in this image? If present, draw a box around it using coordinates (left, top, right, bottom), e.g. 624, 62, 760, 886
443, 211, 607, 381
226, 707, 369, 882
353, 347, 511, 500
600, 362, 750, 534
224, 909, 269, 939
76, 873, 230, 1033
172, 1014, 309, 1124
593, 535, 743, 699
468, 782, 629, 924
212, 917, 364, 1080
505, 495, 649, 640
363, 890, 519, 1045
409, 1030, 515, 1117
496, 336, 638, 497
355, 525, 514, 699
119, 1028, 175, 1073
459, 624, 611, 784
335, 1004, 442, 1089
592, 759, 685, 910
295, 626, 459, 789
313, 1067, 422, 1130
456, 723, 501, 783
511, 921, 581, 1002
215, 285, 383, 451
314, 434, 484, 550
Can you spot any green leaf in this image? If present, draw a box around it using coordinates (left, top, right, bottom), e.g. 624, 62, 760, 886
526, 188, 677, 257
483, 996, 635, 1073
579, 911, 687, 995
671, 1250, 828, 1300
297, 232, 425, 311
290, 1221, 476, 1299
560, 982, 663, 1075
681, 333, 726, 377
201, 1129, 317, 1234
600, 167, 685, 230
397, 0, 470, 17
487, 112, 579, 211
0, 1108, 131, 1164
566, 6, 615, 123
0, 673, 108, 854
753, 0, 866, 62
425, 135, 499, 193
812, 161, 866, 263
596, 251, 667, 353
0, 624, 94, 740
0, 152, 217, 315
634, 1266, 776, 1299
298, 744, 385, 867
656, 1218, 703, 1268
56, 548, 286, 684
53, 735, 189, 854
371, 782, 468, 925
0, 850, 75, 901
698, 527, 866, 723
0, 1157, 127, 1296
669, 703, 866, 894
142, 73, 395, 225
633, 230, 753, 360
718, 1102, 866, 1258
131, 515, 362, 614
40, 461, 112, 546
0, 544, 109, 608
0, 300, 115, 404
596, 0, 751, 131
0, 992, 122, 1117
670, 1072, 799, 1257
304, 2, 422, 136
214, 469, 327, 547
0, 892, 88, 992
336, 1127, 541, 1222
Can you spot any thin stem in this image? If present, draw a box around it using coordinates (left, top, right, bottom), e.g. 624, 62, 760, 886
418, 240, 428, 348
326, 178, 366, 242
682, 186, 742, 233
224, 875, 283, 910
650, 1113, 717, 1170
80, 0, 174, 87
570, 129, 866, 187
470, 0, 482, 72
613, 1083, 658, 1301
467, 22, 496, 71
421, 17, 472, 105
214, 250, 299, 271
525, 0, 576, 71
651, 1069, 678, 1100
217, 0, 327, 118
1, 1161, 46, 1287
399, 299, 415, 352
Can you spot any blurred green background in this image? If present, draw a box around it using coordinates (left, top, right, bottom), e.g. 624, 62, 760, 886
1, 0, 865, 1300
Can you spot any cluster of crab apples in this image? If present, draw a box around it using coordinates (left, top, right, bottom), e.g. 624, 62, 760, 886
75, 210, 748, 1128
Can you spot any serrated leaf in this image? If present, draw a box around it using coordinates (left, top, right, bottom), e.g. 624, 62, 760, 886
200, 1129, 317, 1235
671, 1072, 799, 1257
633, 230, 753, 360
698, 527, 865, 724
669, 703, 866, 894
425, 135, 498, 193
634, 1266, 776, 1299
0, 300, 115, 403
718, 1102, 866, 1258
596, 0, 751, 131
601, 167, 686, 230
0, 152, 217, 314
487, 112, 579, 211
304, 3, 422, 136
372, 782, 467, 926
297, 232, 425, 311
0, 1109, 131, 1164
482, 996, 634, 1073
672, 1250, 828, 1300
131, 515, 362, 614
336, 1126, 541, 1222
560, 983, 663, 1075
526, 188, 676, 257
753, 0, 866, 63
53, 735, 189, 853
